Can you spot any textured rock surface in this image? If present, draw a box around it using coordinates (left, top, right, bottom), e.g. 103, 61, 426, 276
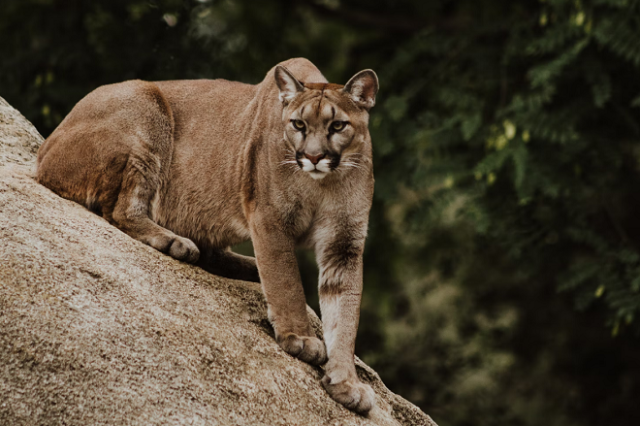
0, 96, 438, 426
0, 97, 43, 167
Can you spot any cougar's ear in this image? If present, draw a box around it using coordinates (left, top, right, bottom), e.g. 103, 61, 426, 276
343, 69, 379, 110
275, 66, 305, 105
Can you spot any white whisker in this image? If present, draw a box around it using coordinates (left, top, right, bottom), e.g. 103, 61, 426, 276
340, 162, 363, 169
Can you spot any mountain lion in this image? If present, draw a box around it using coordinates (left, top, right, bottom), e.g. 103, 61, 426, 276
36, 58, 379, 415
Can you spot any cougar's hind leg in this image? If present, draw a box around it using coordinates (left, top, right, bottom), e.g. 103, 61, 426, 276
109, 82, 199, 263
196, 248, 260, 282
37, 80, 199, 263
111, 158, 200, 263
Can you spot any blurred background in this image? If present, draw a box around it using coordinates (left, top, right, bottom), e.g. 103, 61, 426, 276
2, 0, 640, 425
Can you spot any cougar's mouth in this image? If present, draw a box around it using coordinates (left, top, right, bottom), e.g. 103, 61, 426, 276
297, 155, 335, 180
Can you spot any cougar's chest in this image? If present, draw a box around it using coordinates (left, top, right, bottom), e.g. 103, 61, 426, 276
279, 190, 333, 248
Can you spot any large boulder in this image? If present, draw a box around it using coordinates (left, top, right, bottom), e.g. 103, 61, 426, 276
0, 96, 438, 426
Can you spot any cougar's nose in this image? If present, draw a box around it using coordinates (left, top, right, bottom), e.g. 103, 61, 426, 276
304, 153, 325, 165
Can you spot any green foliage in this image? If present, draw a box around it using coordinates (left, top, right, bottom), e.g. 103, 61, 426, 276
2, 1, 640, 425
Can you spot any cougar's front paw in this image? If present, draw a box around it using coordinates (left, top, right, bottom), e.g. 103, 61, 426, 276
322, 371, 376, 415
277, 333, 328, 365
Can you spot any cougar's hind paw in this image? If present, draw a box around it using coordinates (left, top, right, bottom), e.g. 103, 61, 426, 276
168, 236, 200, 263
278, 333, 328, 366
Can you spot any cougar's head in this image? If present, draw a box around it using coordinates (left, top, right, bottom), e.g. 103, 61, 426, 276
275, 66, 378, 180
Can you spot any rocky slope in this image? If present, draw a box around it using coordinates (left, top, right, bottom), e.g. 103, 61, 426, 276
0, 96, 438, 426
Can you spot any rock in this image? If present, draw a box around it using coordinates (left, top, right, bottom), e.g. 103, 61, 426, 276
0, 97, 43, 167
0, 96, 438, 426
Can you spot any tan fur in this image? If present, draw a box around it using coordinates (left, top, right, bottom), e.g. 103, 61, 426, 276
36, 58, 379, 415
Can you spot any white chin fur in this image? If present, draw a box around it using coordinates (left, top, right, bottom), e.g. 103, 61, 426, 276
308, 171, 328, 180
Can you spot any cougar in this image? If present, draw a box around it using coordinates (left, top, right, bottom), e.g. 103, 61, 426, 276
36, 58, 379, 415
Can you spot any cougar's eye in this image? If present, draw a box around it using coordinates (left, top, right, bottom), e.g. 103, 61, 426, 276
292, 119, 306, 131
331, 121, 347, 132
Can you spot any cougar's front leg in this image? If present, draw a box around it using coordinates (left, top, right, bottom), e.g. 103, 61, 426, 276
250, 217, 327, 365
316, 224, 376, 415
